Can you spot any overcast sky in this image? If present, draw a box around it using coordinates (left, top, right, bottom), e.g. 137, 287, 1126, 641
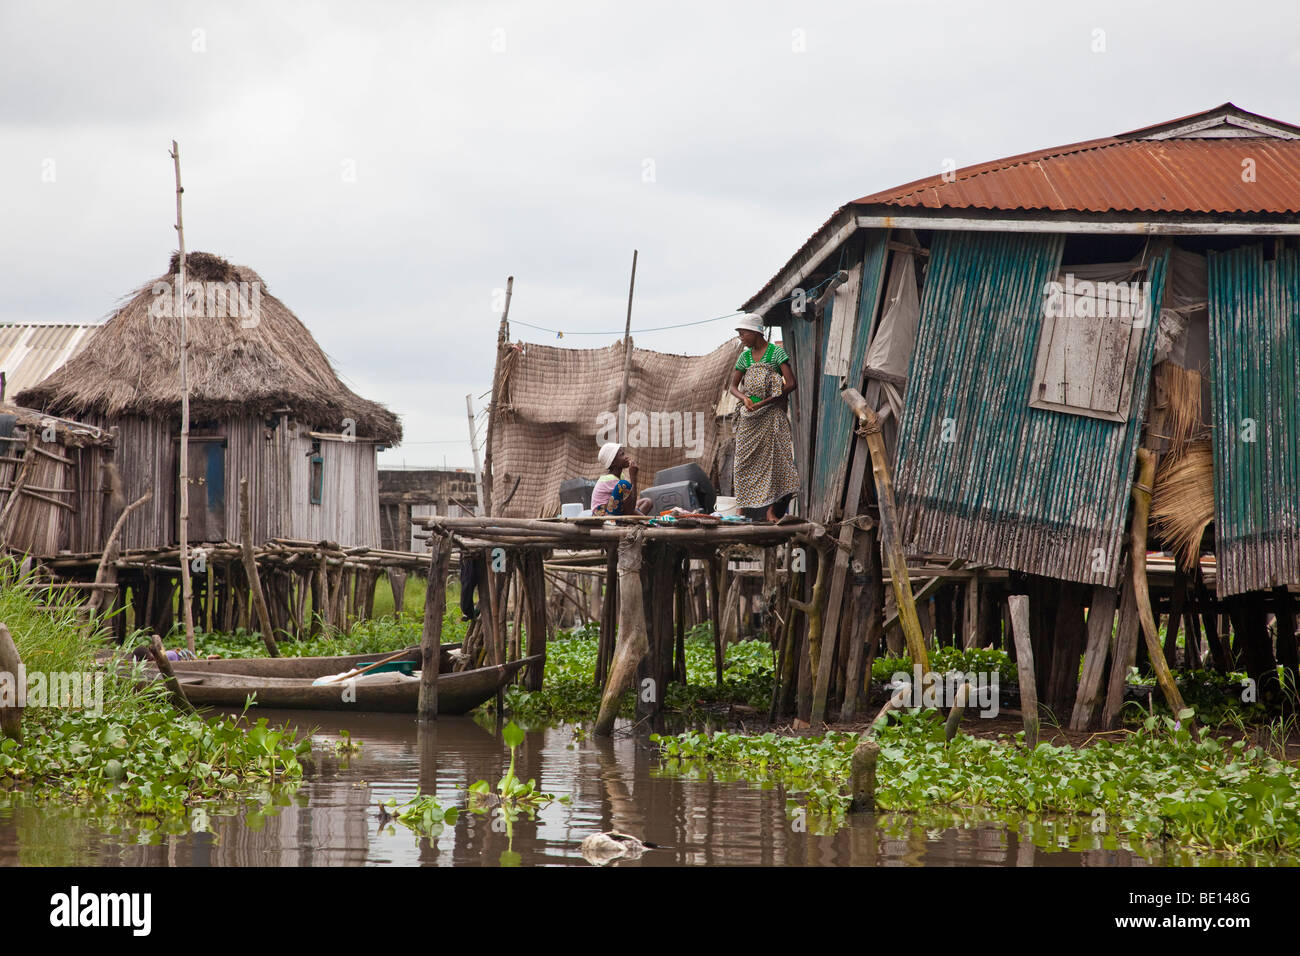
3, 0, 1297, 469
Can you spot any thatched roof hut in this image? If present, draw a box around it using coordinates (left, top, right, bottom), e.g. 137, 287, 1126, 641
20, 252, 401, 442
18, 253, 401, 550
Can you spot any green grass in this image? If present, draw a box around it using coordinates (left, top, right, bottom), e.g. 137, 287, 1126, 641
0, 559, 307, 829
495, 623, 775, 727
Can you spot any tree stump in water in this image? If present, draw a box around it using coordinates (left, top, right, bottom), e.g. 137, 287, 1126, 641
0, 624, 23, 743
595, 529, 648, 737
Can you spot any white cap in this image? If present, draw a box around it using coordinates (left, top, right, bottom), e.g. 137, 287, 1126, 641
597, 442, 621, 470
734, 313, 766, 334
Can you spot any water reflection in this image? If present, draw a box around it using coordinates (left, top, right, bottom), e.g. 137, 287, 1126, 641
0, 714, 1168, 866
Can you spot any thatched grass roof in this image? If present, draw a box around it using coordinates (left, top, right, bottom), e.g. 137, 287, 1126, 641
17, 252, 401, 443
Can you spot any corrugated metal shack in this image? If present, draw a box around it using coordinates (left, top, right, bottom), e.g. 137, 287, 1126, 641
743, 104, 1300, 727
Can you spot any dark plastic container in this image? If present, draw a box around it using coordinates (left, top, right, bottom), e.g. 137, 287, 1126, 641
641, 480, 703, 515
559, 477, 598, 508
649, 463, 715, 513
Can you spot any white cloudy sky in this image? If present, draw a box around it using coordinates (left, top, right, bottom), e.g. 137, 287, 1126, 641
2, 0, 1297, 468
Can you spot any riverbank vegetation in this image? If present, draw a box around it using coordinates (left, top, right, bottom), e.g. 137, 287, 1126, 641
652, 708, 1300, 861
0, 563, 308, 832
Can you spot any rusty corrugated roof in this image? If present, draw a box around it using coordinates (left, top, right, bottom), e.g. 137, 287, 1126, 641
855, 138, 1300, 214
743, 104, 1300, 312
0, 323, 99, 398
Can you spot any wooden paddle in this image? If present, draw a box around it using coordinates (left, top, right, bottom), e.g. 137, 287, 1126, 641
315, 648, 417, 686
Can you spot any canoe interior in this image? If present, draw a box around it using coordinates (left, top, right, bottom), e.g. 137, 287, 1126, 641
167, 655, 539, 715
168, 644, 461, 679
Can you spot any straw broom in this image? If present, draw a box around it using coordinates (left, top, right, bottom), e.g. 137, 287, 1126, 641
1150, 440, 1214, 571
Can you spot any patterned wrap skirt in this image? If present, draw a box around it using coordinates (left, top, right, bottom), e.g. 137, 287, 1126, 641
733, 362, 800, 510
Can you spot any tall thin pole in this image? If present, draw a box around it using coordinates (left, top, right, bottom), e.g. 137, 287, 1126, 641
618, 249, 638, 445
466, 393, 485, 515
482, 275, 513, 518
171, 140, 196, 653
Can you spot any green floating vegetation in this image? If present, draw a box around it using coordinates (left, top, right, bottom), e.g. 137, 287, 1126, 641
653, 709, 1300, 859
495, 623, 774, 726
872, 647, 1017, 686
0, 560, 308, 828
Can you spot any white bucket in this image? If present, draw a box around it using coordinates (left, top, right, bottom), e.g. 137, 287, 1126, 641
561, 502, 583, 518
714, 496, 739, 516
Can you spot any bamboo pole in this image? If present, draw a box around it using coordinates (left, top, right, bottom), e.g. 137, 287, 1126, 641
839, 389, 929, 676
171, 140, 196, 656
1131, 448, 1192, 726
482, 275, 512, 517
618, 249, 638, 445
239, 479, 278, 656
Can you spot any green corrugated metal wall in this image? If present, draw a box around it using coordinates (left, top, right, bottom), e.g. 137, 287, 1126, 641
809, 231, 891, 522
1208, 244, 1300, 596
781, 231, 890, 521
893, 231, 1168, 587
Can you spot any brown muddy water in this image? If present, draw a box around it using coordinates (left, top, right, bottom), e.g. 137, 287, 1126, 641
0, 713, 1156, 867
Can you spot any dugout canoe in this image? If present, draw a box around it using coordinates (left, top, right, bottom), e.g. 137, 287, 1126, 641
166, 645, 447, 679
166, 655, 538, 715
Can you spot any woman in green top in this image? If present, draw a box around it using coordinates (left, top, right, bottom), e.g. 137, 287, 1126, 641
727, 314, 799, 521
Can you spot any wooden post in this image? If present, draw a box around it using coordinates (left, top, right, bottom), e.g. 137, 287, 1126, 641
482, 275, 512, 517
0, 624, 23, 742
170, 141, 197, 656
522, 552, 548, 691
840, 527, 883, 722
708, 553, 723, 686
595, 529, 648, 736
418, 536, 450, 721
149, 633, 193, 713
840, 388, 929, 675
1102, 572, 1142, 729
1130, 448, 1191, 724
387, 568, 407, 617
792, 537, 831, 725
595, 547, 618, 686
1008, 594, 1038, 747
239, 478, 278, 656
1070, 585, 1118, 730
617, 249, 638, 445
963, 572, 983, 649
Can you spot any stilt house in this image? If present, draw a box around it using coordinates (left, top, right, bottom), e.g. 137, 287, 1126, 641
18, 252, 402, 551
743, 104, 1300, 726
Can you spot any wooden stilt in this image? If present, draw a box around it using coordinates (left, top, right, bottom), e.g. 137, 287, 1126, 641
595, 529, 648, 736
1101, 570, 1141, 729
418, 536, 450, 721
1008, 594, 1038, 747
239, 478, 278, 656
1071, 585, 1118, 731
1130, 448, 1190, 723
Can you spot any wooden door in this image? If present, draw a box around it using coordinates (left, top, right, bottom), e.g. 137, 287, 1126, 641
182, 438, 227, 542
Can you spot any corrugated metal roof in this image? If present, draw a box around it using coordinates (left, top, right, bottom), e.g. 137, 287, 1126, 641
0, 323, 99, 398
744, 105, 1300, 313
893, 231, 1168, 588
1208, 245, 1300, 596
855, 139, 1300, 214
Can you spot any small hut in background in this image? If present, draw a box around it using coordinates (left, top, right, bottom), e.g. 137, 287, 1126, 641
0, 403, 115, 557
19, 252, 402, 551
